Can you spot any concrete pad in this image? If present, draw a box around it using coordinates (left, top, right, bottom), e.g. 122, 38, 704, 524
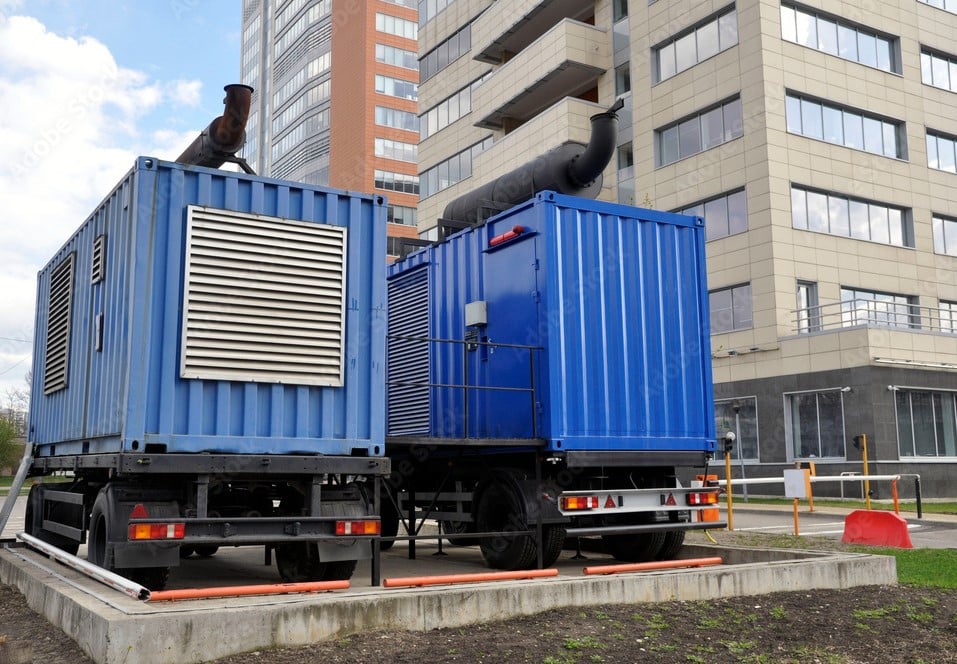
0, 539, 897, 664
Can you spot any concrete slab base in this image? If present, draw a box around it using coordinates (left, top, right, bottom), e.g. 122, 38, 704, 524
0, 542, 896, 664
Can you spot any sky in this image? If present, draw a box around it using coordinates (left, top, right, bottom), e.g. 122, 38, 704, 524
0, 0, 241, 405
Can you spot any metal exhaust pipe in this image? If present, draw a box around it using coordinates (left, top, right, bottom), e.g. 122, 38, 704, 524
176, 84, 254, 169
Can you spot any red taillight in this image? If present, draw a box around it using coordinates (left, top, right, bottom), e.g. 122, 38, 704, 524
687, 492, 719, 506
561, 496, 599, 511
335, 520, 381, 536
128, 523, 186, 540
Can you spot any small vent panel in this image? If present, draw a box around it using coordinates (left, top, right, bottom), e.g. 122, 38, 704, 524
181, 206, 347, 386
44, 253, 75, 395
387, 268, 431, 436
91, 234, 106, 284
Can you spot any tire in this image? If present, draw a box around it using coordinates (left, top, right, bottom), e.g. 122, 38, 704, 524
442, 520, 479, 547
322, 559, 358, 581
656, 530, 686, 561
275, 542, 327, 582
602, 531, 667, 563
539, 523, 566, 568
88, 490, 170, 589
179, 546, 195, 559
193, 545, 219, 558
24, 484, 80, 556
476, 477, 543, 571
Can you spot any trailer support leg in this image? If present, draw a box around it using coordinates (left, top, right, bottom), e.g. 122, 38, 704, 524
0, 443, 33, 536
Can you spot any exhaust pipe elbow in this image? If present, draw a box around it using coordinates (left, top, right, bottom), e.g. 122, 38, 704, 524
176, 84, 254, 168
566, 98, 624, 189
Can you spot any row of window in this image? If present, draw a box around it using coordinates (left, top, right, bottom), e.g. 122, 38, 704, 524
375, 74, 417, 101
790, 186, 909, 247
387, 204, 417, 226
933, 215, 957, 256
785, 93, 903, 159
271, 110, 329, 162
717, 387, 957, 462
274, 0, 330, 57
375, 106, 419, 133
417, 0, 453, 27
656, 97, 743, 167
419, 136, 493, 199
927, 131, 957, 174
420, 23, 470, 83
919, 0, 957, 13
273, 81, 329, 135
675, 189, 747, 242
419, 76, 488, 140
374, 137, 418, 163
275, 0, 328, 31
376, 12, 417, 40
274, 52, 330, 109
653, 8, 738, 83
374, 169, 419, 195
376, 43, 417, 71
780, 4, 897, 74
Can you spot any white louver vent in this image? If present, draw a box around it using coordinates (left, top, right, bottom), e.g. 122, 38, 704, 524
44, 253, 75, 395
181, 206, 347, 386
91, 234, 106, 284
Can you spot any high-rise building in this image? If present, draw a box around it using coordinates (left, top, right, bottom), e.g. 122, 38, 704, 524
417, 0, 957, 498
240, 0, 421, 258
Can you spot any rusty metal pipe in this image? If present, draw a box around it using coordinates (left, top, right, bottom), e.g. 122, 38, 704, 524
176, 84, 254, 168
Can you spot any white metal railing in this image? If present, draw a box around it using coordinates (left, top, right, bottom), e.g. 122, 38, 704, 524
791, 299, 957, 335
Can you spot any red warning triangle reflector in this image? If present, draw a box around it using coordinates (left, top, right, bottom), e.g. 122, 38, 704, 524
665, 493, 677, 506
604, 495, 616, 509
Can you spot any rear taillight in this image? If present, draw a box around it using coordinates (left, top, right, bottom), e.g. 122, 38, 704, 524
686, 492, 719, 506
128, 523, 186, 540
335, 520, 381, 536
560, 496, 599, 511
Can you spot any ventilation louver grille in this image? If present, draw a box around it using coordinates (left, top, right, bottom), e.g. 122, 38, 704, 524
44, 253, 75, 395
91, 234, 106, 284
387, 268, 430, 435
181, 206, 347, 386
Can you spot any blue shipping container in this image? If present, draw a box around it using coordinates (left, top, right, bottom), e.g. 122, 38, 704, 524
30, 157, 386, 457
387, 191, 715, 454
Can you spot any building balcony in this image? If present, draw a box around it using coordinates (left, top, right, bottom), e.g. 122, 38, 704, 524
471, 19, 608, 131
472, 0, 595, 64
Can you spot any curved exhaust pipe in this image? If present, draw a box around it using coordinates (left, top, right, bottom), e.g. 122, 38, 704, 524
176, 84, 254, 169
442, 98, 624, 225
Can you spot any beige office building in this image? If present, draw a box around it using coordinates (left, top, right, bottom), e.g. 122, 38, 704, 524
416, 0, 957, 498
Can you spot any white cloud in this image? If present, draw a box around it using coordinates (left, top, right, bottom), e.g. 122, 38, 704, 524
0, 13, 206, 399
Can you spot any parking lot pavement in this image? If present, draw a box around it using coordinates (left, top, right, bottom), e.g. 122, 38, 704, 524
724, 504, 957, 549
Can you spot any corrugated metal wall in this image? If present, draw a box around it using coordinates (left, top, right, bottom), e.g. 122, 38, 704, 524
30, 158, 386, 457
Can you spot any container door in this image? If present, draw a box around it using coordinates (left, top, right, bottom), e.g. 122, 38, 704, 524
470, 235, 540, 439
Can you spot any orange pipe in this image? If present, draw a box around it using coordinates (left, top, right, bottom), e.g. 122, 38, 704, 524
384, 568, 558, 588
583, 556, 723, 576
148, 580, 349, 602
892, 479, 900, 514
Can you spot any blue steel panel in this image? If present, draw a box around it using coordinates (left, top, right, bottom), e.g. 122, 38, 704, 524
387, 191, 715, 454
30, 158, 386, 457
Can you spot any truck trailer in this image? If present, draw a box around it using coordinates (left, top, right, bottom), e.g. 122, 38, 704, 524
16, 87, 389, 588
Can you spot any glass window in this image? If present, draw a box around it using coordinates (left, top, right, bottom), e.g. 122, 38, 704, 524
921, 52, 934, 85
806, 191, 828, 232
795, 11, 817, 48
718, 12, 738, 49
791, 188, 807, 229
659, 126, 678, 166
615, 63, 631, 95
862, 117, 883, 154
838, 24, 858, 60
869, 204, 890, 244
782, 4, 900, 73
714, 398, 759, 461
723, 98, 743, 139
697, 20, 719, 62
786, 95, 803, 133
796, 281, 820, 333
939, 134, 957, 172
781, 5, 797, 43
828, 196, 849, 236
701, 107, 724, 150
818, 19, 838, 54
658, 42, 676, 81
896, 390, 957, 458
787, 390, 846, 459
843, 112, 864, 149
823, 106, 844, 143
704, 196, 729, 239
727, 190, 748, 235
934, 214, 957, 256
857, 32, 878, 67
678, 117, 702, 159
709, 283, 752, 333
932, 55, 951, 88
675, 32, 697, 73
849, 200, 870, 239
800, 99, 823, 139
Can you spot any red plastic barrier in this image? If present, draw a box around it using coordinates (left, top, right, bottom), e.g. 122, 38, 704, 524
841, 510, 913, 548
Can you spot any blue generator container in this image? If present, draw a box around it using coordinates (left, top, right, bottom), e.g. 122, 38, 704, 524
30, 157, 386, 458
387, 191, 715, 454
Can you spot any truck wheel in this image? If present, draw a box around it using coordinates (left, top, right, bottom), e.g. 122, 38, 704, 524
87, 492, 111, 569
194, 546, 219, 558
476, 479, 538, 570
24, 484, 80, 556
275, 542, 327, 582
179, 546, 195, 559
656, 530, 686, 560
321, 559, 358, 581
442, 520, 479, 547
602, 531, 666, 563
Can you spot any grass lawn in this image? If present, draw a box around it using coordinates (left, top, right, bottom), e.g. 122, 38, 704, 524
731, 496, 957, 516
